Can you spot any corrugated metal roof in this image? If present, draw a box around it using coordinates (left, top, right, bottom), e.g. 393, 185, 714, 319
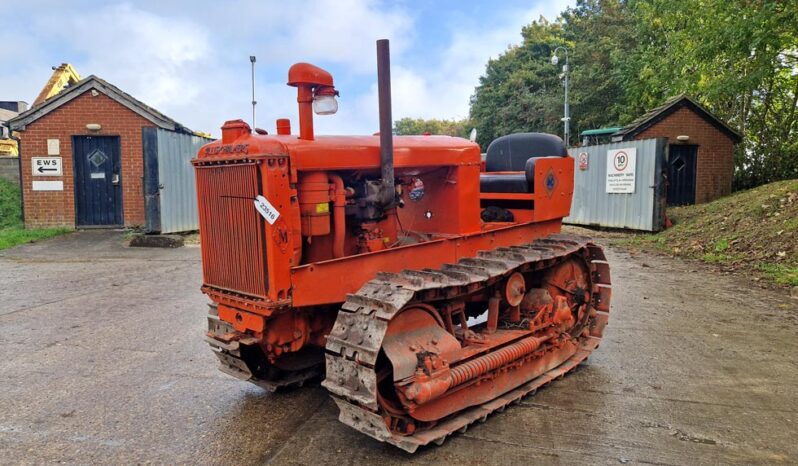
0, 108, 18, 122
580, 127, 622, 137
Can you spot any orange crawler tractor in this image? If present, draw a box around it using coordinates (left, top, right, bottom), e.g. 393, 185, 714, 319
194, 40, 611, 452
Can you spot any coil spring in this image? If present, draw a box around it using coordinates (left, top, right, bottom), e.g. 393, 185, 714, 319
448, 336, 545, 387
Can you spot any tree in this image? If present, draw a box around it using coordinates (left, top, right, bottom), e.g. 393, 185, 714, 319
469, 18, 566, 149
469, 2, 636, 149
560, 0, 637, 129
469, 0, 798, 189
625, 0, 798, 189
393, 117, 474, 139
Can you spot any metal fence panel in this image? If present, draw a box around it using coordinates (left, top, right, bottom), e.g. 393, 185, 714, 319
565, 138, 666, 231
143, 128, 213, 233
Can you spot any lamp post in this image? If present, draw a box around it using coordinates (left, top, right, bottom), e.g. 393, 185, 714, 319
551, 46, 570, 147
250, 55, 257, 128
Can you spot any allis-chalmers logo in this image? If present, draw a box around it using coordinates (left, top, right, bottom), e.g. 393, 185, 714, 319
205, 144, 249, 156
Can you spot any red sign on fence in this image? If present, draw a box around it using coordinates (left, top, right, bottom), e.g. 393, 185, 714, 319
578, 152, 589, 170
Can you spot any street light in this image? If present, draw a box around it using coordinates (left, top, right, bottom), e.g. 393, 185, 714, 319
250, 55, 257, 128
551, 46, 570, 147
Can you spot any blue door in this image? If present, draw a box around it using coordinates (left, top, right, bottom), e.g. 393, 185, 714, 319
667, 144, 697, 206
73, 136, 123, 226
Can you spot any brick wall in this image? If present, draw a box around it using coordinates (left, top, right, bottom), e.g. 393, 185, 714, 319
0, 156, 20, 185
636, 106, 736, 204
17, 91, 154, 228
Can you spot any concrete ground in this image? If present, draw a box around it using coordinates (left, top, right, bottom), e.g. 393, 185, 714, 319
0, 231, 796, 465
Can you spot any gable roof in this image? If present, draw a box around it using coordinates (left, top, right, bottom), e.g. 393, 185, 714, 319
8, 75, 192, 133
612, 95, 742, 143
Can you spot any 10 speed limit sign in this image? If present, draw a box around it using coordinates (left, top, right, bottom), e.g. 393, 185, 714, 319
606, 148, 636, 193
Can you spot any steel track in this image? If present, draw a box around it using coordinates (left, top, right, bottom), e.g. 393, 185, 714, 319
322, 233, 612, 452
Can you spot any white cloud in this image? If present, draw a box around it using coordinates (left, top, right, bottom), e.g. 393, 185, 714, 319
38, 4, 212, 108
2, 0, 574, 136
274, 0, 413, 72
322, 0, 574, 134
382, 0, 574, 122
181, 0, 413, 71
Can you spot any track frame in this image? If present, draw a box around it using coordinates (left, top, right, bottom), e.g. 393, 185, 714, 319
323, 233, 611, 452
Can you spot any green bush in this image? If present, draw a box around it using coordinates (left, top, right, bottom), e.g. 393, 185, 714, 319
0, 178, 23, 229
0, 178, 69, 249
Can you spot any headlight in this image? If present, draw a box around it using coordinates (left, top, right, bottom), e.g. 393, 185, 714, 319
313, 94, 338, 115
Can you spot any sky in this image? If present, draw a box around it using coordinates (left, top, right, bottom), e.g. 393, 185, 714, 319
3, 0, 573, 137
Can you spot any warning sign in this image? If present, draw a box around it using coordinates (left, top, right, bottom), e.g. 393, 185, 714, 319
606, 148, 636, 193
578, 152, 589, 170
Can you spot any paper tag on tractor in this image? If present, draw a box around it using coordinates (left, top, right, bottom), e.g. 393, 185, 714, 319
254, 195, 280, 224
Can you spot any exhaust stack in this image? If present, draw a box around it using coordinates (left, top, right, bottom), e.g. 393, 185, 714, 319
377, 39, 395, 204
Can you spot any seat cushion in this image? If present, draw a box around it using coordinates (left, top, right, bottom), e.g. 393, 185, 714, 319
485, 133, 567, 172
479, 173, 529, 193
479, 157, 563, 194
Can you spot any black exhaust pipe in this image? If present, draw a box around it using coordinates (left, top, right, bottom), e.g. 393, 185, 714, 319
376, 39, 394, 204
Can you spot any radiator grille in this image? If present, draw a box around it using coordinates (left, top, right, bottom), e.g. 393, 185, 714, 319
195, 163, 268, 298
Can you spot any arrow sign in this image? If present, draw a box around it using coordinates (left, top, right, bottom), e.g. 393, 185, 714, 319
32, 157, 63, 177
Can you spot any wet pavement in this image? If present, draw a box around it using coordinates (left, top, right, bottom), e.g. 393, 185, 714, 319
0, 231, 796, 465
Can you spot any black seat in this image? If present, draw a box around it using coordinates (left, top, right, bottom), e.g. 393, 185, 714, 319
479, 133, 567, 193
479, 159, 535, 193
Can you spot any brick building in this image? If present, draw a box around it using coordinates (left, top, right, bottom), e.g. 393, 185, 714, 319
612, 95, 742, 205
8, 76, 194, 228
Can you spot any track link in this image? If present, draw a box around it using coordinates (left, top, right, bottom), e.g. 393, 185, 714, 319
206, 306, 322, 391
322, 233, 611, 452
